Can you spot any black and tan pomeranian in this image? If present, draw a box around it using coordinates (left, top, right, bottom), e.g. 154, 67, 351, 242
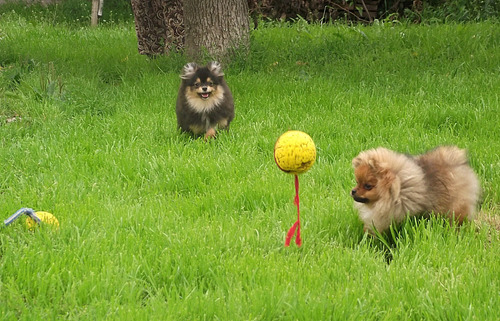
351, 146, 480, 235
175, 61, 234, 139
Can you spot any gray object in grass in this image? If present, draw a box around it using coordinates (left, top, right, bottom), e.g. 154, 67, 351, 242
4, 208, 41, 226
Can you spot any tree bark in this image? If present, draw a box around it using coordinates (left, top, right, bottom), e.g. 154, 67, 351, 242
182, 0, 249, 61
131, 0, 184, 56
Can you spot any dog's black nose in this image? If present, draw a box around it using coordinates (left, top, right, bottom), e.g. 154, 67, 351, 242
351, 189, 357, 196
202, 86, 208, 92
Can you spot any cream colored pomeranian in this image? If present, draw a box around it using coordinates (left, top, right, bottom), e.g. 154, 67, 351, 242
351, 146, 480, 235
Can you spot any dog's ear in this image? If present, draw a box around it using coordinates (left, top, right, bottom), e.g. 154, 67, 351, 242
180, 62, 198, 79
352, 157, 361, 168
367, 158, 379, 171
352, 155, 369, 168
207, 61, 224, 77
352, 155, 380, 171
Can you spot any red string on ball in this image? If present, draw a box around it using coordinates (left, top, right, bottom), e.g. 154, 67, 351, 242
285, 175, 302, 247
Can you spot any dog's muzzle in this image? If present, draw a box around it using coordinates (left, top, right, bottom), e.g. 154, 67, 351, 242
351, 189, 369, 203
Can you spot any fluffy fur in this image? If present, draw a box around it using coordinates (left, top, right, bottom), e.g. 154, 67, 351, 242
351, 146, 480, 235
175, 61, 234, 138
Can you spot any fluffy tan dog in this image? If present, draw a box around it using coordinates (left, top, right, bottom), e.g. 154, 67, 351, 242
351, 146, 480, 235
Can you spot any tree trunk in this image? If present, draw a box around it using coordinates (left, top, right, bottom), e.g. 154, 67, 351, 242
182, 0, 249, 61
131, 0, 184, 56
91, 0, 99, 27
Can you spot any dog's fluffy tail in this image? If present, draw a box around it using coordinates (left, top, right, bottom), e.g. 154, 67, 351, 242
423, 146, 469, 167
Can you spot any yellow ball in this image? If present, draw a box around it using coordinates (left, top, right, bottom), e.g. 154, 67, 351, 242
274, 130, 316, 175
25, 211, 60, 231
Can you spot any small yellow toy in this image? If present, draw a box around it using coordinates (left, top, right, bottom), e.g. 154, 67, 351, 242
274, 130, 316, 175
274, 130, 316, 247
25, 211, 60, 231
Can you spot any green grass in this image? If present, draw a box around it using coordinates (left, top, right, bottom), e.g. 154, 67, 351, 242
1, 12, 500, 320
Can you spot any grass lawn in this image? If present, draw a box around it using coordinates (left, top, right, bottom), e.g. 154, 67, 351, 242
1, 12, 499, 320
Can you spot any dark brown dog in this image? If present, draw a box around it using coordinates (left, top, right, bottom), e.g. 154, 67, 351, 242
175, 62, 234, 139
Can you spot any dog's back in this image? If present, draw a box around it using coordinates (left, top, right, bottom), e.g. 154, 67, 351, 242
416, 146, 480, 222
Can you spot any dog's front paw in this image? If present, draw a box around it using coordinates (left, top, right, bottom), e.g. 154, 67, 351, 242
204, 127, 216, 140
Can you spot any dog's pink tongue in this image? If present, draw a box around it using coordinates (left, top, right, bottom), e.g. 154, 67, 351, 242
201, 93, 209, 99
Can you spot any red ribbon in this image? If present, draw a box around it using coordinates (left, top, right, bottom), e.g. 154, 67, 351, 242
285, 175, 302, 247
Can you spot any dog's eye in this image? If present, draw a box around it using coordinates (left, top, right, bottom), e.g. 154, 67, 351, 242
208, 81, 213, 86
194, 83, 200, 88
364, 184, 373, 190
